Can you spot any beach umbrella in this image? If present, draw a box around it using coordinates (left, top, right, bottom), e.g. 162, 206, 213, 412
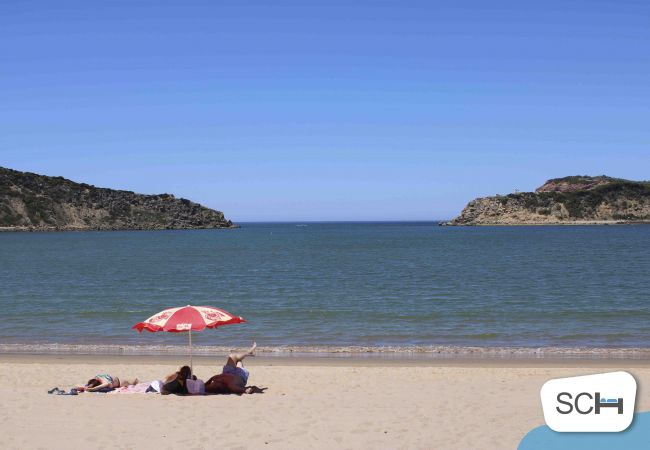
132, 305, 245, 372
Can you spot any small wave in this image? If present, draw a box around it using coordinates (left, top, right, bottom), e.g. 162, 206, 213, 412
1, 343, 649, 359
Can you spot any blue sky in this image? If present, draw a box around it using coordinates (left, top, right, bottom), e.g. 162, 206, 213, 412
1, 0, 648, 221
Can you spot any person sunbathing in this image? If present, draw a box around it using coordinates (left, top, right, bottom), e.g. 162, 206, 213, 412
79, 374, 139, 392
204, 342, 266, 395
160, 365, 193, 395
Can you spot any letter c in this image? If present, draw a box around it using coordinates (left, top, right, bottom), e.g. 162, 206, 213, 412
575, 392, 593, 414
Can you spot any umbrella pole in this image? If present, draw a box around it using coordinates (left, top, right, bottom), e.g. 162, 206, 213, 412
189, 329, 193, 375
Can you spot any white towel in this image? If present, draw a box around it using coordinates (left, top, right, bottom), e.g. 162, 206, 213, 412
149, 380, 164, 393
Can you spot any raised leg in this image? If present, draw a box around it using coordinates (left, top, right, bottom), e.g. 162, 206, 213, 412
225, 342, 257, 367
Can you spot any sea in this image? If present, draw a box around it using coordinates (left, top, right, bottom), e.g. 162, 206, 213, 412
1, 222, 648, 357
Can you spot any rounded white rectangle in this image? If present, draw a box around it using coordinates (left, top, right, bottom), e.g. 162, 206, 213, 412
540, 371, 636, 432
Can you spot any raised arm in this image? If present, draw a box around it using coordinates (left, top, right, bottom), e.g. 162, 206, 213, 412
86, 381, 111, 392
163, 370, 180, 384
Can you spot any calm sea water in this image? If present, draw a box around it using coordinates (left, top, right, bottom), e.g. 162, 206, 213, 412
0, 223, 648, 351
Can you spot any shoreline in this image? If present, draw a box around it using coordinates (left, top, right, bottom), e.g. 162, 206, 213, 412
0, 225, 240, 232
3, 352, 650, 368
2, 343, 649, 360
441, 220, 650, 226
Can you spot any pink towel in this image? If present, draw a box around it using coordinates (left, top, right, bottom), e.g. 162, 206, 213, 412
108, 382, 151, 394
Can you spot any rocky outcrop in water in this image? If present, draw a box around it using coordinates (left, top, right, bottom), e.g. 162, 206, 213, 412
446, 175, 650, 225
0, 167, 235, 231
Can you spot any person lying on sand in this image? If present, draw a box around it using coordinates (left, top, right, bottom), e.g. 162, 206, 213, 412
78, 374, 139, 392
160, 365, 193, 395
204, 342, 266, 395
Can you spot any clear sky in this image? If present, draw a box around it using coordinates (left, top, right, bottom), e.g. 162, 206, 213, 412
1, 0, 648, 221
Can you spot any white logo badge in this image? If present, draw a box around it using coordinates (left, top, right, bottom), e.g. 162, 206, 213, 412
540, 371, 636, 432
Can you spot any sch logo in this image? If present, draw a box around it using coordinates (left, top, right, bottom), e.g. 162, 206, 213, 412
541, 371, 636, 432
556, 392, 623, 415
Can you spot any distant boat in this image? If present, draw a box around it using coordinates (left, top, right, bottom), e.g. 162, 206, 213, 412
296, 224, 308, 227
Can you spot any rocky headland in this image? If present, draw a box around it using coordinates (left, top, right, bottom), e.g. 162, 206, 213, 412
446, 175, 650, 226
0, 167, 235, 231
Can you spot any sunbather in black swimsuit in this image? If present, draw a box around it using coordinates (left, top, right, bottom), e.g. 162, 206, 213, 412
161, 376, 188, 395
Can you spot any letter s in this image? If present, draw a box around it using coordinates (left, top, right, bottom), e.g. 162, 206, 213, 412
556, 392, 573, 414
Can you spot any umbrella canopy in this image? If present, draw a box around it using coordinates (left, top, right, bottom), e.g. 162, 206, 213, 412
132, 305, 245, 333
132, 305, 246, 372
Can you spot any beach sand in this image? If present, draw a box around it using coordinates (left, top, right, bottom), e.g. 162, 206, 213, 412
1, 354, 649, 450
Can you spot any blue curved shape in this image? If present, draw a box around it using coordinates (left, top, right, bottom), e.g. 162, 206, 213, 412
519, 411, 650, 450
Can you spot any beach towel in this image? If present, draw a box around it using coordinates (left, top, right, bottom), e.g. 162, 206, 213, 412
148, 380, 164, 393
108, 382, 151, 394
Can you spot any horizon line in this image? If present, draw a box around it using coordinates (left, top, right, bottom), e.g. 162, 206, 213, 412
233, 219, 449, 223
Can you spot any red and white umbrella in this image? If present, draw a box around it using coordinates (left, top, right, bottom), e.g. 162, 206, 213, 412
132, 305, 245, 371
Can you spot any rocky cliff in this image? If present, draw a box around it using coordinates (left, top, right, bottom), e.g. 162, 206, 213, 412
446, 176, 650, 225
0, 167, 235, 231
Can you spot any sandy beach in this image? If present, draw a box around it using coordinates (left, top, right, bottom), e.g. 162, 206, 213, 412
1, 354, 649, 450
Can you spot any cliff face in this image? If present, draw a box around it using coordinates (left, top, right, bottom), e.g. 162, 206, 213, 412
0, 167, 235, 231
447, 176, 650, 225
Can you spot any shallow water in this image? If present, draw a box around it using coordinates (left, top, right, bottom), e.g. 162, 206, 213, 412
1, 222, 648, 351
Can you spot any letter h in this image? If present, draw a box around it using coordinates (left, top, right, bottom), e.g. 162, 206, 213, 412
594, 393, 623, 415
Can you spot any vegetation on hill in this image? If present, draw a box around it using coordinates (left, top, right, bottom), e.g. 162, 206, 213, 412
0, 167, 235, 231
447, 176, 650, 225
